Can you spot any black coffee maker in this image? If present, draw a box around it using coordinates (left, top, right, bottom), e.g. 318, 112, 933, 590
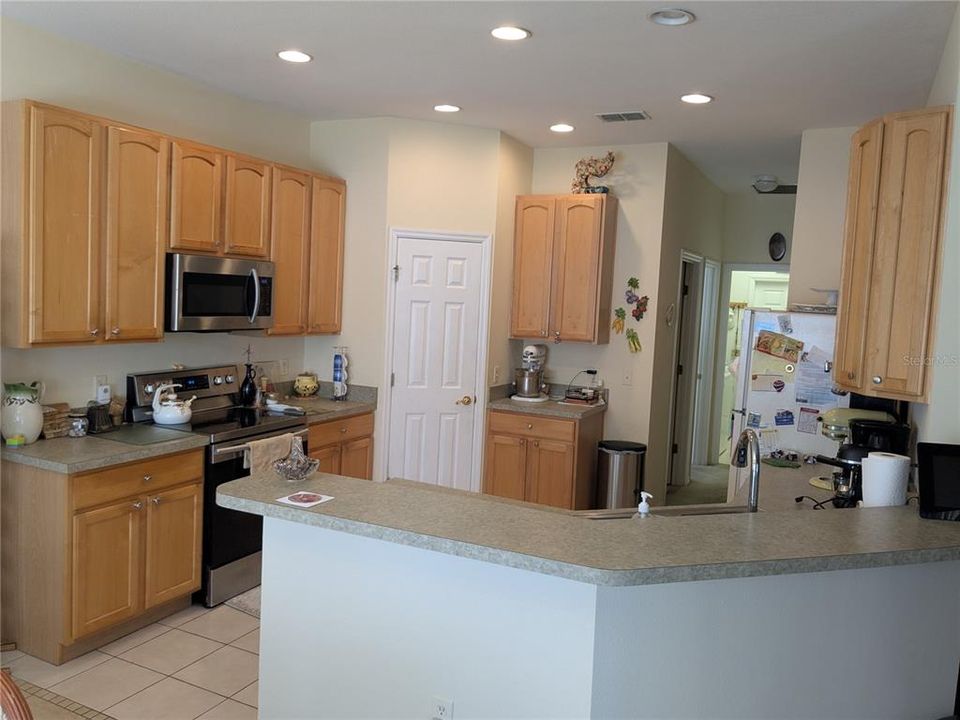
816, 418, 911, 507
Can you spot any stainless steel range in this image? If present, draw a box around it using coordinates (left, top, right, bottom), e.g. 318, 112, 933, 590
125, 364, 308, 606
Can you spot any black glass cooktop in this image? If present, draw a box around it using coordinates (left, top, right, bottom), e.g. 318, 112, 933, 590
163, 406, 305, 443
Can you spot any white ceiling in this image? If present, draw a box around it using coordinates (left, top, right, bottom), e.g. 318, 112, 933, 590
4, 1, 955, 190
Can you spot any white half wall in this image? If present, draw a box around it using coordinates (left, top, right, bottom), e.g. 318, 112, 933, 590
258, 517, 597, 720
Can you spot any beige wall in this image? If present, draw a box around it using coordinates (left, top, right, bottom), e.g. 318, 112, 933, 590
490, 135, 534, 385
304, 118, 531, 480
914, 6, 960, 443
531, 143, 680, 500
0, 17, 313, 407
787, 126, 857, 306
721, 192, 796, 266
647, 146, 725, 498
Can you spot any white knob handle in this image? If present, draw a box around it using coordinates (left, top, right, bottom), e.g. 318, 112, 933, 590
131, 501, 143, 510
527, 423, 533, 429
90, 328, 99, 336
151, 497, 161, 505
111, 328, 120, 336
142, 474, 152, 482
872, 375, 882, 385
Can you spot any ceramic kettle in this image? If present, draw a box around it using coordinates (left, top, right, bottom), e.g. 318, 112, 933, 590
152, 383, 196, 425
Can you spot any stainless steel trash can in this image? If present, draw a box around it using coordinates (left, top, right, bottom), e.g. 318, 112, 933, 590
596, 441, 647, 509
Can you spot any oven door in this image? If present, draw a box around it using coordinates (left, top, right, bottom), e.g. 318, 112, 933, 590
167, 253, 274, 332
201, 427, 308, 606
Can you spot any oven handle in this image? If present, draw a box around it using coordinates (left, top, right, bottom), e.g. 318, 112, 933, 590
248, 268, 261, 324
211, 427, 308, 463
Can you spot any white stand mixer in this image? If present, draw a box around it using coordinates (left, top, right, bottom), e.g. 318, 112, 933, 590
511, 344, 549, 402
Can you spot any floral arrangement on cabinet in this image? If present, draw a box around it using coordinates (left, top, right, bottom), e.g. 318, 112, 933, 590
571, 151, 615, 194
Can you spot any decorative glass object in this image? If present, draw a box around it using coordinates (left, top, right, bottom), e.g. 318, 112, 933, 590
273, 436, 319, 483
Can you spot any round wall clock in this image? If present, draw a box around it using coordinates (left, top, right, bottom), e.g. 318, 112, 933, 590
768, 232, 787, 261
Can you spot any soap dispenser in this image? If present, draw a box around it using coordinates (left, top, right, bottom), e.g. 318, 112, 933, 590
634, 491, 653, 519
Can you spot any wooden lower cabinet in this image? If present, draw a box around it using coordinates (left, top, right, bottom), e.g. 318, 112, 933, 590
308, 412, 375, 480
72, 500, 143, 639
144, 483, 203, 609
483, 411, 602, 510
1, 450, 204, 664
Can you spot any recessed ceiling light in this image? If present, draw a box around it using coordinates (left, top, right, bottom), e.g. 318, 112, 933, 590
648, 8, 696, 26
491, 25, 531, 41
550, 123, 575, 133
278, 49, 312, 63
680, 93, 713, 104
434, 104, 461, 113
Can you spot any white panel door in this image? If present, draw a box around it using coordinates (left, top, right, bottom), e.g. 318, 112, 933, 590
388, 237, 483, 489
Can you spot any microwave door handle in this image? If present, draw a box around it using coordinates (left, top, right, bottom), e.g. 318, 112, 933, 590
248, 268, 260, 324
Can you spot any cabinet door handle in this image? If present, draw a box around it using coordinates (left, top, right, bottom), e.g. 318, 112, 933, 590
111, 328, 121, 336
553, 331, 561, 344
151, 497, 161, 505
340, 427, 347, 433
848, 371, 855, 380
527, 423, 533, 429
142, 474, 152, 482
90, 328, 99, 336
872, 376, 883, 385
131, 501, 143, 510
520, 439, 526, 446
534, 440, 539, 447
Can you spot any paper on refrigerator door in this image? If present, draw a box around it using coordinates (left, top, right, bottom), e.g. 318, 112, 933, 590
795, 346, 840, 407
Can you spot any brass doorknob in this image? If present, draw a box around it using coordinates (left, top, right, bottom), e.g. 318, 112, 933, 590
456, 395, 473, 406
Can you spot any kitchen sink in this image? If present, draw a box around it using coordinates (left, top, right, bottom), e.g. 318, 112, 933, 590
576, 503, 753, 519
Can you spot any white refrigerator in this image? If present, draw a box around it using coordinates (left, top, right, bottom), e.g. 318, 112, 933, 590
727, 310, 848, 501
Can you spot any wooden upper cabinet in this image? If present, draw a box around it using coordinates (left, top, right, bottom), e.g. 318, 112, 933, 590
268, 167, 311, 335
834, 106, 951, 402
551, 195, 606, 343
308, 176, 346, 334
224, 155, 271, 258
170, 141, 223, 253
105, 126, 168, 342
511, 197, 555, 339
144, 483, 202, 609
72, 499, 142, 639
834, 120, 884, 393
865, 108, 950, 400
27, 105, 103, 344
511, 194, 617, 344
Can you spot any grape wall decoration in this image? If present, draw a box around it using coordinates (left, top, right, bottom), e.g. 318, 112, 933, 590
613, 277, 650, 352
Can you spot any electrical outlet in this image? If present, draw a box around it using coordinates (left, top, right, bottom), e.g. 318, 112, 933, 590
94, 375, 107, 399
493, 365, 501, 384
622, 371, 632, 386
279, 359, 289, 377
431, 696, 453, 720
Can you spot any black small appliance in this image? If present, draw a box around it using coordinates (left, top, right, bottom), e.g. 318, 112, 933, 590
918, 442, 960, 521
817, 418, 910, 507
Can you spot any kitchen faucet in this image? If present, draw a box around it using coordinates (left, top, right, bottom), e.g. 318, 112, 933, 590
733, 429, 761, 512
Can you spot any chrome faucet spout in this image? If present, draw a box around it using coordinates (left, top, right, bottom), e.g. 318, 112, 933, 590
733, 429, 761, 512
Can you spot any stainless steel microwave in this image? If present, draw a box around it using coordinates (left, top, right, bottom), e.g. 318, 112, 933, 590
166, 253, 274, 332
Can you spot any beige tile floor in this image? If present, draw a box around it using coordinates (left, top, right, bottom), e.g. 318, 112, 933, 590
5, 605, 260, 720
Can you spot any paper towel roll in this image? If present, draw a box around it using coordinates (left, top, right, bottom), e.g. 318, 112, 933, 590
861, 452, 911, 507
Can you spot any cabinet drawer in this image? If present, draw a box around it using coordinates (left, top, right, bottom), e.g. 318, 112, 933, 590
488, 411, 576, 443
309, 412, 374, 447
73, 450, 204, 511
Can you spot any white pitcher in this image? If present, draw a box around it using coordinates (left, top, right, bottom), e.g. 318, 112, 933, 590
2, 381, 45, 443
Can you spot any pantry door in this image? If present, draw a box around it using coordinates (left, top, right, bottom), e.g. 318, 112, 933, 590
386, 232, 490, 491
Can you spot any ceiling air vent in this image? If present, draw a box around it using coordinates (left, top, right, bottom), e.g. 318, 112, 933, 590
596, 111, 651, 123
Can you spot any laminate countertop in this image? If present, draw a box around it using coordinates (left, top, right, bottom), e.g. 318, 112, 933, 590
217, 469, 960, 587
487, 397, 607, 420
278, 397, 376, 424
1, 432, 210, 474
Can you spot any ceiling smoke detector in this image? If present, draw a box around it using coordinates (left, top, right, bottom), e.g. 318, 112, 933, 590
596, 111, 651, 123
